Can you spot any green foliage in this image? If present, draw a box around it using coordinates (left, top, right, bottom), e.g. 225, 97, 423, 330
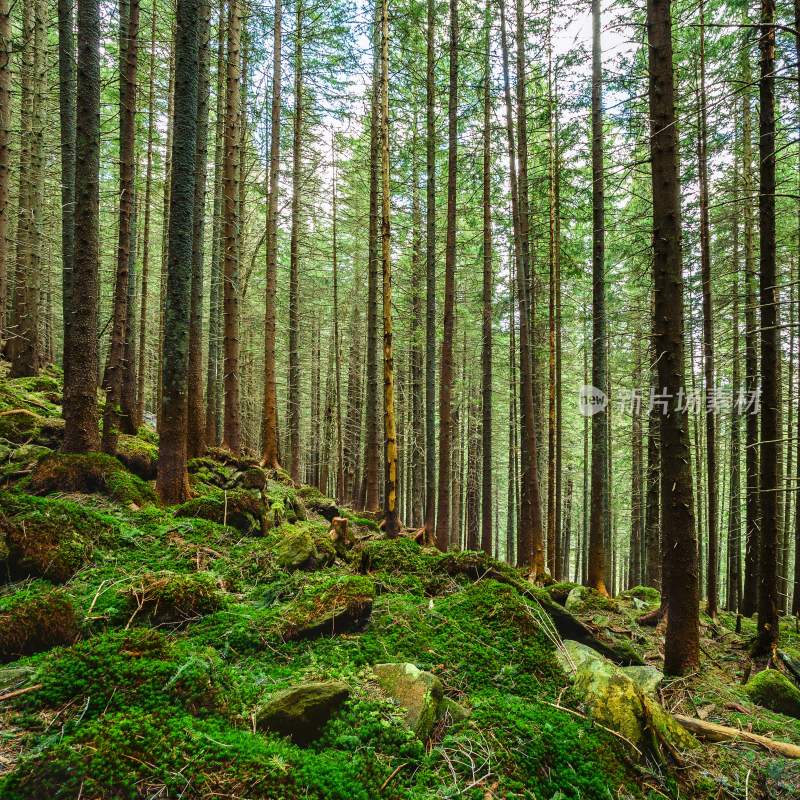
26, 452, 156, 506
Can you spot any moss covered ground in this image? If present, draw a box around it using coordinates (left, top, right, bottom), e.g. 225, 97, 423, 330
0, 370, 799, 798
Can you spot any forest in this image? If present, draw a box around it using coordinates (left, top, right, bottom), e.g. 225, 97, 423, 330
1, 0, 800, 795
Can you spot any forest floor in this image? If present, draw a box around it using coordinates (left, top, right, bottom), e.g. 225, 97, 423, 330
0, 362, 799, 799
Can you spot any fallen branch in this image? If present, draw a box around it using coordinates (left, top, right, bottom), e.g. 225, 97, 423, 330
0, 683, 42, 703
673, 713, 800, 758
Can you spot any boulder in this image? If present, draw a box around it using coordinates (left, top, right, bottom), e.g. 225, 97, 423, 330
282, 575, 374, 640
623, 665, 664, 696
565, 585, 618, 615
745, 669, 800, 718
274, 528, 316, 570
571, 654, 696, 759
257, 680, 350, 744
373, 662, 444, 740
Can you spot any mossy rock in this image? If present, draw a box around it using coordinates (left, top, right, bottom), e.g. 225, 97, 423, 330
572, 653, 697, 759
0, 587, 79, 663
27, 452, 156, 507
237, 466, 268, 491
373, 662, 444, 740
620, 585, 661, 606
116, 434, 158, 480
122, 572, 225, 627
282, 574, 375, 640
187, 456, 235, 489
296, 485, 340, 522
0, 409, 63, 448
274, 526, 336, 571
546, 581, 580, 605
565, 585, 619, 614
745, 668, 800, 718
256, 680, 351, 744
0, 493, 116, 582
175, 489, 264, 535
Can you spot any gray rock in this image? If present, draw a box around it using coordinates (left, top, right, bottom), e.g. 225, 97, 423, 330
623, 665, 663, 696
256, 680, 351, 744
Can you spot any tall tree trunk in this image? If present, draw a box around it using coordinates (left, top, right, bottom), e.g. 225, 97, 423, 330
0, 0, 10, 348
102, 0, 140, 452
507, 273, 518, 565
186, 0, 211, 458
793, 0, 800, 618
136, 2, 159, 429
727, 149, 742, 613
11, 0, 45, 377
647, 0, 699, 675
157, 0, 200, 503
261, 0, 282, 469
57, 0, 76, 388
410, 121, 424, 525
222, 0, 242, 453
696, 0, 718, 618
480, 0, 493, 554
755, 0, 779, 655
741, 39, 760, 617
332, 147, 345, 500
588, 0, 608, 594
364, 0, 381, 511
205, 6, 226, 446
380, 0, 398, 536
435, 0, 458, 550
287, 0, 304, 480
644, 325, 661, 590
424, 0, 437, 537
63, 0, 101, 452
629, 344, 643, 588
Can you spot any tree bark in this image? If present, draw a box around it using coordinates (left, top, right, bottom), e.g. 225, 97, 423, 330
261, 0, 282, 469
424, 0, 437, 537
435, 0, 458, 551
63, 0, 101, 452
186, 0, 211, 458
380, 0, 398, 536
102, 0, 140, 452
135, 2, 159, 429
588, 0, 608, 594
287, 0, 304, 480
481, 0, 493, 554
57, 0, 76, 390
647, 0, 699, 675
755, 0, 779, 655
222, 0, 242, 453
157, 0, 200, 504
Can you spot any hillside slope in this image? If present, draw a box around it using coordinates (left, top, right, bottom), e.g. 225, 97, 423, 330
0, 368, 798, 799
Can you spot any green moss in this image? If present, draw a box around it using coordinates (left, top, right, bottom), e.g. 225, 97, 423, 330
115, 433, 158, 480
28, 628, 233, 719
745, 668, 800, 718
0, 585, 78, 663
122, 571, 226, 627
176, 488, 264, 535
282, 574, 375, 640
27, 452, 156, 506
620, 585, 661, 605
0, 409, 63, 448
0, 492, 118, 582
